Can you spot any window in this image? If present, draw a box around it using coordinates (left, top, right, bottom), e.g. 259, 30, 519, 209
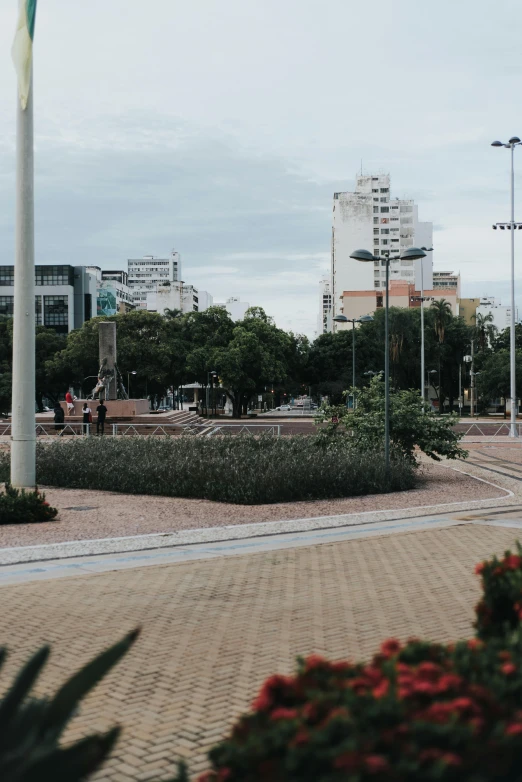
373, 217, 379, 224
376, 295, 383, 308
35, 296, 42, 325
381, 207, 389, 213
374, 228, 379, 235
391, 238, 399, 243
380, 188, 389, 193
36, 265, 73, 287
44, 295, 68, 330
372, 188, 378, 193
373, 197, 379, 202
382, 239, 389, 245
373, 206, 379, 214
0, 267, 14, 286
0, 296, 14, 317
374, 281, 380, 288
374, 238, 380, 245
380, 197, 388, 202
374, 270, 380, 278
381, 229, 389, 235
374, 260, 379, 267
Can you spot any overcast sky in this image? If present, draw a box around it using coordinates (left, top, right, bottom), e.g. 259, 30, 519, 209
0, 0, 521, 337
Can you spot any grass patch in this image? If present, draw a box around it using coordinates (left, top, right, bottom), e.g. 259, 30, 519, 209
32, 436, 416, 505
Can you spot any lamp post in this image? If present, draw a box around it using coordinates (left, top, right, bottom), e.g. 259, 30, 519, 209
206, 370, 217, 416
491, 137, 522, 436
419, 247, 434, 403
127, 370, 137, 399
350, 247, 427, 475
332, 313, 373, 407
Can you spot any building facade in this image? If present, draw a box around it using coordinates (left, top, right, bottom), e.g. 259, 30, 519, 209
433, 271, 461, 297
340, 280, 459, 323
215, 297, 250, 321
0, 265, 97, 333
475, 296, 518, 331
127, 251, 182, 309
331, 173, 433, 327
317, 276, 333, 335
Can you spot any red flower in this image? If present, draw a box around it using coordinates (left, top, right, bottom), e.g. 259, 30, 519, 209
504, 554, 522, 570
43, 501, 50, 506
372, 679, 389, 699
216, 771, 231, 782
417, 662, 442, 681
475, 562, 486, 575
251, 674, 294, 711
498, 651, 512, 661
380, 639, 401, 657
506, 722, 522, 736
270, 707, 298, 721
502, 663, 517, 676
304, 654, 326, 671
468, 639, 483, 651
365, 755, 389, 774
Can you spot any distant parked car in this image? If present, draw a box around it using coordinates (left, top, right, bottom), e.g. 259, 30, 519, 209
276, 404, 292, 411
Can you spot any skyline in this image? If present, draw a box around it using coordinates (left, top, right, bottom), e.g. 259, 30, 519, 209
0, 0, 521, 337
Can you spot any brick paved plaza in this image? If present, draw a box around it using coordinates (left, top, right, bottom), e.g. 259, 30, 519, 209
1, 522, 521, 781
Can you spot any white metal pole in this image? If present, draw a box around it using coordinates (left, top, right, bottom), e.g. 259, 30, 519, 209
11, 68, 36, 488
470, 339, 475, 418
510, 143, 518, 437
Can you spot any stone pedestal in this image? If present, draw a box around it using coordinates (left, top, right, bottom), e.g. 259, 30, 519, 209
61, 399, 150, 417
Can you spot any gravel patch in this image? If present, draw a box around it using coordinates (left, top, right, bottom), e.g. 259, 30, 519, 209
0, 463, 506, 548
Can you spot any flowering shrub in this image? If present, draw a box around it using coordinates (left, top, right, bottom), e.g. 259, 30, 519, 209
0, 483, 58, 524
198, 635, 522, 781
474, 543, 522, 641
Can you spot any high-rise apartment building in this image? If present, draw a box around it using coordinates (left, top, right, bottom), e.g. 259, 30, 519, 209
127, 250, 181, 309
331, 174, 433, 327
317, 276, 333, 335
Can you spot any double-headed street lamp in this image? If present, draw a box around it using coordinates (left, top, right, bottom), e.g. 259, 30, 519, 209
332, 313, 373, 407
349, 247, 428, 475
127, 370, 137, 399
491, 136, 522, 437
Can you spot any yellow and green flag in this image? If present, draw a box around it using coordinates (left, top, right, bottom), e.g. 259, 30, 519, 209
11, 0, 37, 110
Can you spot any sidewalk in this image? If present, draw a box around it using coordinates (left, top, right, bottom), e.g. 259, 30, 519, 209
0, 522, 521, 781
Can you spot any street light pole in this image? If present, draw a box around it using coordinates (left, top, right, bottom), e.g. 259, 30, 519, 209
350, 247, 426, 477
492, 137, 522, 437
332, 314, 373, 408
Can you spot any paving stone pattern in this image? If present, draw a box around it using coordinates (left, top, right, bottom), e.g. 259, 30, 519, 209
1, 524, 520, 781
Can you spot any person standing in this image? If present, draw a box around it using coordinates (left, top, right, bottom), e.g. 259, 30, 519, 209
82, 402, 92, 435
96, 400, 108, 435
53, 403, 65, 435
65, 390, 75, 416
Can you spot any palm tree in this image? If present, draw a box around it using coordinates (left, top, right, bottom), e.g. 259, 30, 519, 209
163, 308, 183, 320
474, 311, 497, 352
431, 299, 453, 412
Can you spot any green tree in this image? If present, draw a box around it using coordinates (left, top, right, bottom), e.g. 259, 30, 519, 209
474, 311, 497, 353
317, 376, 467, 464
431, 298, 453, 411
476, 349, 522, 412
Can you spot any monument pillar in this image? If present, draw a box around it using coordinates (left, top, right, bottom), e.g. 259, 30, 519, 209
99, 321, 117, 400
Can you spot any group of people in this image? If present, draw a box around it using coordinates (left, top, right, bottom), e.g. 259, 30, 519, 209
54, 393, 109, 435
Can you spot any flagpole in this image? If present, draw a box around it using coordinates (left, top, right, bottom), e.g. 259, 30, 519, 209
11, 63, 35, 488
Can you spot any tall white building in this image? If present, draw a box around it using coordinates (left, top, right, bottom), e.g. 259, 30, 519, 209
331, 174, 433, 326
215, 297, 250, 321
476, 297, 518, 331
317, 276, 333, 335
127, 250, 181, 309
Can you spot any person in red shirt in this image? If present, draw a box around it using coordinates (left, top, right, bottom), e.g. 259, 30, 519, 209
65, 391, 75, 416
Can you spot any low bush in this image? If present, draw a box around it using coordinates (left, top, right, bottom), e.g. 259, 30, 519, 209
0, 450, 8, 483
33, 435, 416, 504
0, 483, 58, 524
196, 545, 522, 781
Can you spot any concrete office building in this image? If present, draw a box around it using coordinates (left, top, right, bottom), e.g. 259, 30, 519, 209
475, 296, 518, 331
317, 276, 333, 335
215, 297, 250, 321
331, 173, 433, 328
127, 250, 182, 310
341, 279, 459, 323
433, 271, 461, 296
0, 264, 97, 333
85, 267, 135, 316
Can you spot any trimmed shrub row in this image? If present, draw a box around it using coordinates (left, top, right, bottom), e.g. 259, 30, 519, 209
32, 435, 416, 505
